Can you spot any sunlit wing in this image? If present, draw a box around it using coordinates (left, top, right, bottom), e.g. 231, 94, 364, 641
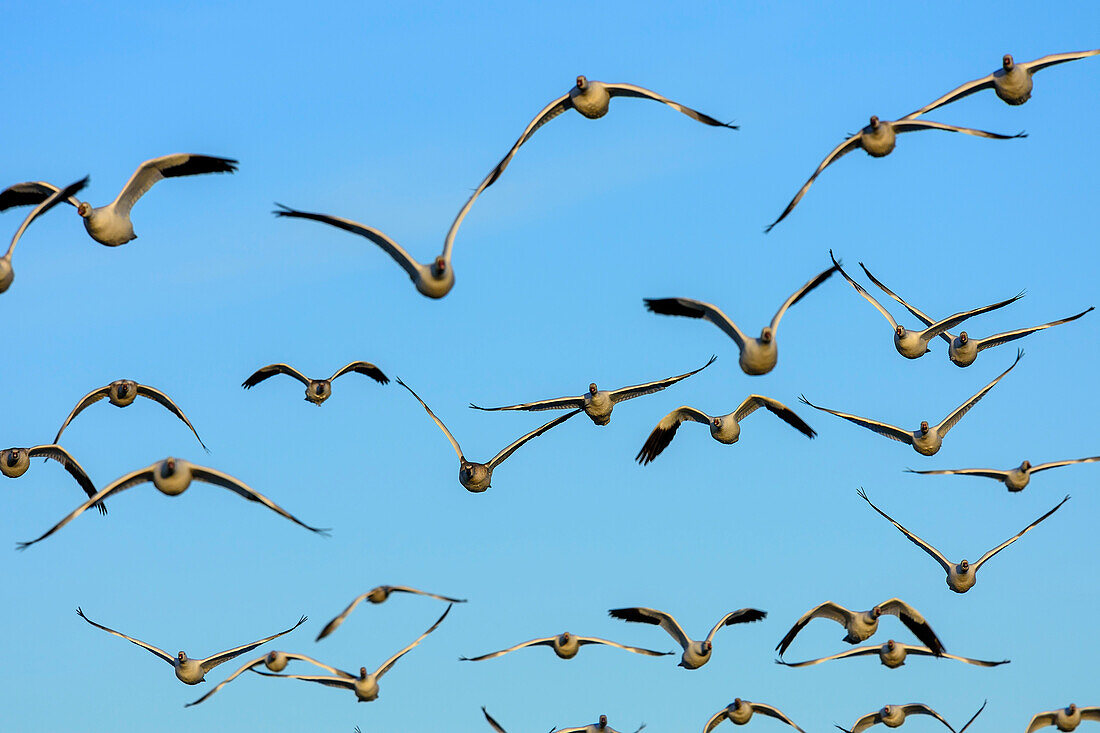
488, 409, 582, 469
396, 378, 464, 459
374, 604, 452, 679
134, 384, 208, 451
608, 355, 715, 404
198, 616, 308, 673
190, 465, 330, 535
973, 496, 1068, 570
643, 297, 748, 349
112, 154, 237, 216
858, 488, 950, 571
76, 607, 174, 665
935, 349, 1022, 436
770, 263, 837, 333
765, 135, 862, 233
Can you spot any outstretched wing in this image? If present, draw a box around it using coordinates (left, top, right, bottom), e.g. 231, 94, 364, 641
899, 704, 953, 732
112, 154, 237, 216
752, 703, 806, 733
469, 395, 585, 413
705, 608, 766, 644
6, 176, 88, 258
920, 292, 1025, 342
328, 361, 390, 385
858, 262, 944, 337
26, 444, 101, 511
799, 395, 912, 445
876, 598, 944, 655
891, 118, 1027, 141
776, 645, 880, 667
134, 384, 208, 451
241, 363, 311, 389
459, 637, 556, 662
643, 297, 747, 350
575, 636, 673, 657
857, 488, 951, 572
52, 385, 111, 444
765, 134, 862, 233
76, 606, 174, 665
186, 652, 349, 707
733, 395, 816, 439
935, 349, 1022, 436
973, 496, 1069, 570
316, 592, 370, 641
770, 263, 837, 333
198, 616, 308, 673
609, 355, 716, 404
607, 607, 690, 650
635, 405, 712, 465
905, 467, 1009, 481
1031, 455, 1100, 474
1023, 48, 1100, 73
1026, 712, 1059, 733
384, 585, 466, 603
903, 72, 997, 119
829, 251, 898, 329
190, 465, 330, 535
374, 604, 452, 679
775, 601, 854, 656
904, 646, 1009, 667
976, 307, 1094, 353
0, 181, 80, 211
605, 83, 737, 128
482, 706, 511, 733
396, 378, 464, 460
488, 409, 582, 469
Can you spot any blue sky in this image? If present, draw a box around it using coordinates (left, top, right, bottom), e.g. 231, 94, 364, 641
2, 2, 1098, 731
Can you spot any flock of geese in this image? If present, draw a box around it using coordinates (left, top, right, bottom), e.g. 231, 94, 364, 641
4, 46, 1100, 733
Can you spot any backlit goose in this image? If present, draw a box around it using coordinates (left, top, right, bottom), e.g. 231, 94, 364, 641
644, 264, 836, 375
470, 356, 715, 426
242, 362, 389, 405
75, 608, 306, 685
777, 640, 1008, 669
636, 395, 815, 465
799, 350, 1022, 456
0, 177, 88, 293
838, 701, 985, 733
17, 457, 328, 549
765, 116, 1024, 232
1, 444, 102, 514
858, 261, 1092, 367
52, 380, 207, 450
704, 699, 806, 733
397, 378, 580, 492
253, 605, 451, 702
775, 599, 944, 657
317, 585, 466, 641
906, 50, 1100, 117
186, 650, 347, 706
1026, 705, 1100, 732
0, 155, 237, 246
858, 488, 1068, 593
608, 606, 766, 669
460, 631, 671, 661
555, 715, 633, 733
829, 252, 1023, 359
907, 456, 1100, 492
273, 203, 455, 299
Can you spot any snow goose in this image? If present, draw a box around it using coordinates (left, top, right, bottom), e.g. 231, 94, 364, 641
17, 457, 328, 549
765, 116, 1025, 232
799, 349, 1022, 456
608, 606, 766, 669
1026, 705, 1100, 732
0, 155, 237, 246
838, 701, 985, 733
829, 252, 1023, 359
470, 356, 715, 426
905, 50, 1100, 118
186, 650, 348, 706
858, 261, 1092, 367
858, 488, 1068, 593
907, 456, 1100, 493
775, 599, 944, 657
644, 264, 836, 375
317, 585, 466, 641
242, 362, 389, 405
252, 605, 451, 702
52, 380, 207, 451
704, 699, 806, 733
0, 177, 88, 293
460, 631, 671, 662
777, 640, 1008, 669
397, 378, 580, 493
636, 395, 815, 465
2, 444, 102, 514
75, 608, 306, 685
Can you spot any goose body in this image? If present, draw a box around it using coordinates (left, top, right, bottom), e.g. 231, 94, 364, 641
778, 639, 1008, 669
1027, 705, 1100, 732
242, 362, 389, 405
842, 704, 955, 733
608, 606, 766, 669
53, 379, 207, 450
704, 699, 806, 732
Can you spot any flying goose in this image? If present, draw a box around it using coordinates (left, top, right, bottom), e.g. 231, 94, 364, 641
0, 177, 88, 293
777, 640, 1008, 669
17, 457, 328, 549
765, 116, 1025, 232
75, 607, 306, 685
52, 380, 207, 451
635, 395, 815, 465
459, 631, 672, 662
838, 701, 986, 733
644, 264, 837, 375
554, 715, 636, 733
775, 599, 944, 657
858, 488, 1068, 593
186, 650, 348, 706
905, 50, 1100, 118
608, 606, 766, 669
829, 251, 1023, 359
799, 349, 1022, 456
252, 604, 451, 702
0, 155, 237, 246
704, 699, 806, 733
470, 356, 715, 426
317, 585, 466, 641
1026, 705, 1100, 732
907, 456, 1100, 492
242, 362, 389, 405
1, 444, 103, 514
397, 378, 580, 492
857, 261, 1092, 367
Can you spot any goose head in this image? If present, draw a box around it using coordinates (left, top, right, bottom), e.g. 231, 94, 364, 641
576, 75, 588, 90
432, 256, 447, 277
760, 327, 773, 343
958, 559, 970, 572
589, 383, 598, 395
77, 202, 92, 218
702, 640, 713, 654
895, 325, 906, 338
177, 651, 188, 663
869, 115, 881, 129
306, 381, 331, 404
597, 715, 608, 729
0, 257, 12, 293
559, 632, 571, 643
884, 639, 896, 651
1067, 705, 1078, 715
359, 666, 368, 679
109, 379, 139, 406
870, 606, 883, 619
958, 331, 969, 345
919, 421, 930, 435
1021, 460, 1031, 471
161, 458, 178, 477
1003, 54, 1015, 70
712, 417, 722, 428
880, 706, 893, 717
0, 448, 30, 477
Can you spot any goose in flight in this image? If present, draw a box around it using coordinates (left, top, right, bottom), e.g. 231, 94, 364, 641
829, 252, 1023, 359
704, 699, 806, 733
857, 261, 1092, 367
52, 380, 207, 451
2, 444, 102, 514
242, 362, 389, 405
17, 457, 328, 549
252, 604, 451, 702
608, 606, 766, 669
858, 488, 1068, 593
0, 155, 237, 246
799, 349, 1022, 456
186, 650, 348, 706
555, 715, 635, 733
75, 607, 306, 685
459, 631, 672, 662
0, 177, 88, 293
777, 640, 1008, 669
775, 599, 944, 658
644, 264, 836, 375
905, 50, 1100, 118
907, 456, 1100, 493
837, 701, 986, 733
397, 378, 580, 492
470, 356, 715, 426
635, 395, 815, 465
765, 116, 1025, 232
1026, 705, 1100, 732
317, 585, 466, 641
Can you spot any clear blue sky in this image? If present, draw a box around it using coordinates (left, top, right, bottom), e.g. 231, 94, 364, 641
3, 2, 1098, 731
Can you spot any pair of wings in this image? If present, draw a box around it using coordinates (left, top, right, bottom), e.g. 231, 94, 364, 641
704, 702, 805, 733
241, 361, 390, 389
53, 381, 207, 450
909, 456, 1100, 482
459, 634, 671, 662
775, 597, 943, 657
845, 701, 987, 733
3, 177, 89, 259
778, 642, 1008, 668
4, 444, 103, 514
316, 585, 466, 641
607, 606, 766, 650
1027, 708, 1100, 733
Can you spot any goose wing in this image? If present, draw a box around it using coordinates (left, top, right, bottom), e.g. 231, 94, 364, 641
190, 465, 330, 535
459, 636, 557, 661
112, 154, 237, 216
935, 349, 1022, 437
829, 251, 897, 329
487, 409, 581, 469
1030, 455, 1100, 474
705, 608, 767, 644
6, 177, 88, 258
52, 384, 111, 444
775, 601, 854, 656
975, 307, 1094, 353
1022, 48, 1100, 73
703, 709, 729, 733
891, 118, 1026, 141
198, 616, 308, 674
876, 598, 944, 655
469, 394, 585, 413
26, 444, 102, 512
643, 297, 747, 350
328, 361, 390, 385
905, 467, 1010, 481
604, 83, 737, 128
899, 704, 953, 731
76, 607, 174, 665
769, 263, 838, 333
635, 406, 713, 465
608, 607, 690, 650
1078, 709, 1100, 723
847, 711, 883, 733
0, 181, 81, 211
918, 292, 1025, 342
798, 395, 913, 445
858, 488, 951, 572
186, 652, 349, 706
134, 384, 207, 451
384, 585, 466, 603
1025, 712, 1059, 733
765, 134, 863, 233
574, 636, 673, 656
396, 378, 464, 459
483, 706, 511, 733
250, 670, 356, 690
776, 645, 880, 667
733, 395, 816, 439
751, 703, 806, 733
857, 262, 943, 336
374, 604, 452, 679
903, 73, 997, 119
316, 592, 372, 641
241, 363, 311, 389
972, 495, 1068, 571
608, 355, 716, 404
904, 646, 1009, 667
